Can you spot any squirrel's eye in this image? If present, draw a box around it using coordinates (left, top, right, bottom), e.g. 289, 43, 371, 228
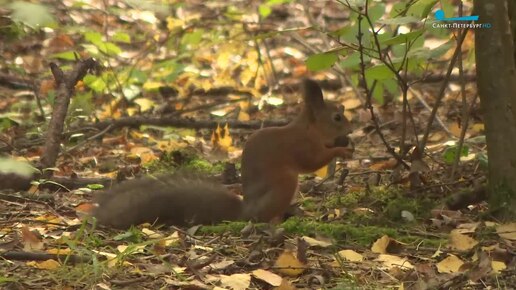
333, 114, 342, 122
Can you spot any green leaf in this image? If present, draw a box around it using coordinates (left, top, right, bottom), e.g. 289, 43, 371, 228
407, 0, 438, 18
0, 157, 38, 177
84, 31, 103, 43
112, 31, 131, 43
371, 82, 384, 105
340, 52, 364, 69
50, 51, 78, 60
382, 30, 423, 45
306, 52, 338, 71
365, 64, 394, 80
368, 3, 386, 24
87, 184, 105, 190
377, 16, 420, 25
443, 145, 469, 165
9, 1, 55, 28
83, 75, 107, 93
383, 78, 399, 97
181, 29, 204, 47
98, 42, 122, 56
259, 5, 272, 18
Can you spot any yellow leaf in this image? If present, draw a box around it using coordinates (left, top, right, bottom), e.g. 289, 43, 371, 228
28, 259, 60, 270
143, 81, 164, 91
46, 248, 71, 255
472, 123, 484, 133
376, 254, 413, 270
448, 122, 462, 138
491, 260, 507, 273
496, 222, 516, 240
238, 111, 250, 121
371, 235, 390, 254
252, 269, 282, 287
156, 140, 185, 152
449, 229, 478, 251
336, 249, 364, 262
134, 98, 156, 112
314, 165, 328, 178
273, 279, 297, 290
166, 16, 184, 31
436, 254, 464, 273
301, 236, 333, 248
342, 98, 362, 110
130, 146, 157, 164
211, 123, 233, 151
274, 251, 306, 277
219, 273, 251, 290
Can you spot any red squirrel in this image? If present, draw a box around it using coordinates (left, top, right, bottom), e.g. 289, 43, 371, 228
93, 79, 353, 229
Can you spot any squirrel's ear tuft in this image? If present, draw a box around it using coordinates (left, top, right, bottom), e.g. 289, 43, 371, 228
302, 79, 324, 108
302, 79, 325, 121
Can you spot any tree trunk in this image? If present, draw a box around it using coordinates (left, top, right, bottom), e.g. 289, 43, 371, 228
474, 0, 516, 219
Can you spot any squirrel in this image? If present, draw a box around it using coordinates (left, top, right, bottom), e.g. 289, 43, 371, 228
93, 79, 354, 229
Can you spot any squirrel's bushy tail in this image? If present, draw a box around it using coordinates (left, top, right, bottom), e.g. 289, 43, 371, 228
93, 175, 243, 229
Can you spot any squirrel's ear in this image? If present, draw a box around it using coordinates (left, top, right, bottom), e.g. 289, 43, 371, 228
302, 79, 325, 121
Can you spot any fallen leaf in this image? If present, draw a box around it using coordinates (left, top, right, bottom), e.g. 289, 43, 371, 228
376, 254, 413, 270
336, 249, 364, 262
219, 273, 251, 290
496, 223, 516, 240
491, 260, 507, 273
455, 222, 480, 234
449, 229, 478, 251
27, 259, 60, 270
301, 236, 332, 248
371, 235, 405, 254
273, 279, 297, 290
21, 227, 44, 251
252, 269, 282, 287
274, 250, 306, 277
436, 254, 464, 273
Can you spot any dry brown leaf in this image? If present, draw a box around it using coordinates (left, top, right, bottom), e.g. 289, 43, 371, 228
46, 248, 71, 255
130, 146, 157, 164
273, 279, 297, 290
314, 165, 328, 178
449, 229, 478, 251
376, 254, 413, 270
342, 98, 361, 110
371, 235, 390, 254
448, 122, 462, 138
75, 203, 95, 216
336, 249, 364, 262
301, 236, 332, 248
455, 222, 480, 234
496, 223, 516, 240
274, 250, 306, 277
436, 254, 464, 273
252, 269, 282, 287
219, 273, 251, 290
369, 158, 397, 170
27, 259, 60, 270
21, 227, 44, 251
491, 260, 507, 273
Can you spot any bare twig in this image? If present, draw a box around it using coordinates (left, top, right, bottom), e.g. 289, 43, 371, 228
418, 27, 470, 157
40, 58, 98, 174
